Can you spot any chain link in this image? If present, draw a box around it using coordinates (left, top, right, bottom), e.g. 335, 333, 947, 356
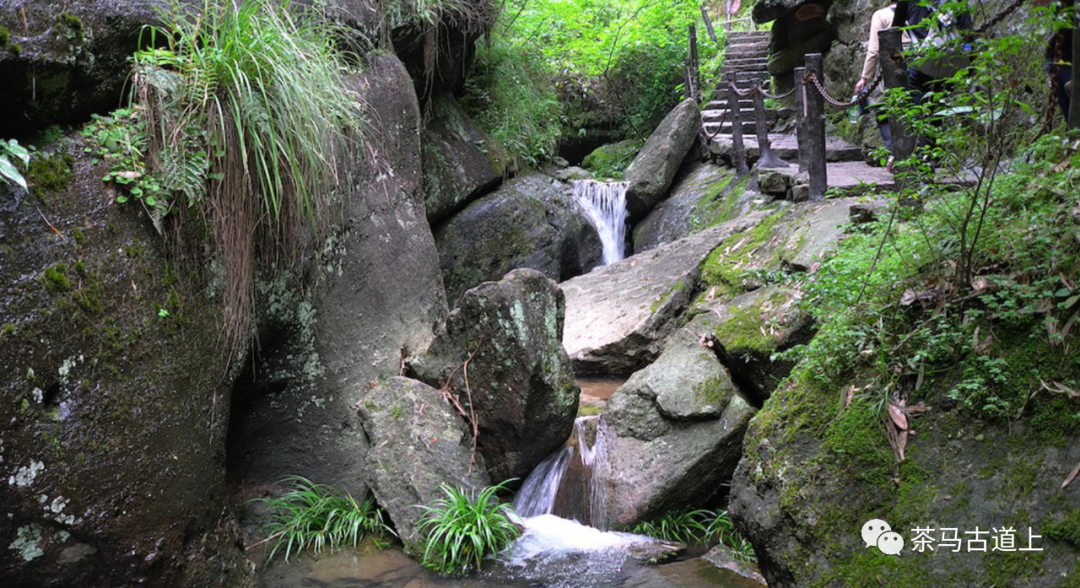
805, 71, 867, 109
722, 81, 796, 101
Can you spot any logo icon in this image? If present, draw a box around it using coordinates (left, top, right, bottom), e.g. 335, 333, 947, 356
862, 519, 903, 555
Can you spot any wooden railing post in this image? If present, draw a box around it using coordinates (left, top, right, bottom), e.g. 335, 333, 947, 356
727, 72, 749, 175
701, 5, 718, 44
804, 53, 827, 201
753, 89, 788, 168
686, 23, 702, 104
879, 28, 915, 162
794, 66, 809, 172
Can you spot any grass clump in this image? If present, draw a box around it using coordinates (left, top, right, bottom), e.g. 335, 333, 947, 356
253, 476, 391, 563
632, 508, 756, 562
416, 480, 521, 575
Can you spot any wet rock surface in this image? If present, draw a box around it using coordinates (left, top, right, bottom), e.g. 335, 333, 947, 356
562, 211, 767, 374
0, 141, 253, 586
228, 54, 447, 500
410, 269, 580, 483
434, 174, 602, 305
355, 376, 490, 550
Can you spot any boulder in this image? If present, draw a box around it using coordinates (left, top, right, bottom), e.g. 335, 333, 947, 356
625, 99, 703, 220
410, 269, 580, 483
0, 143, 252, 585
434, 174, 602, 305
562, 211, 768, 374
355, 377, 491, 549
690, 285, 814, 403
596, 328, 756, 528
227, 54, 448, 499
421, 92, 505, 224
633, 162, 777, 252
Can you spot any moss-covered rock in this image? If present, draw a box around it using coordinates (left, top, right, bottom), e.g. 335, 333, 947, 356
0, 138, 253, 587
581, 139, 642, 180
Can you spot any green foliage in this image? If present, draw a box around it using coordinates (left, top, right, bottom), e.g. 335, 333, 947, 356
416, 481, 521, 575
580, 140, 642, 179
26, 152, 75, 200
253, 476, 391, 563
631, 508, 756, 562
462, 40, 561, 171
0, 138, 31, 191
41, 264, 71, 294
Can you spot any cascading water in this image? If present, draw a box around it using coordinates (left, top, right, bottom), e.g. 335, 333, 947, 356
514, 416, 608, 528
571, 180, 629, 265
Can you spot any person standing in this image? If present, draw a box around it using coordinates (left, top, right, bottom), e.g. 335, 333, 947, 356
854, 2, 909, 171
892, 0, 973, 104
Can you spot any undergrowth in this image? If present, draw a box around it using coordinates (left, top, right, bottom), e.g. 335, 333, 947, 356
253, 476, 392, 563
632, 508, 757, 563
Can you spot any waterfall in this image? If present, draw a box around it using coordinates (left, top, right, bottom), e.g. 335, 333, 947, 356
514, 416, 609, 529
571, 180, 629, 265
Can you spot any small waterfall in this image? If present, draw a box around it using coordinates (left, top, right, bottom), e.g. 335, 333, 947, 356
514, 416, 609, 528
571, 180, 629, 265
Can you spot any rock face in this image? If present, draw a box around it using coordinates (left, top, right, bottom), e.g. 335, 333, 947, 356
0, 144, 252, 585
624, 99, 703, 221
434, 174, 602, 305
562, 211, 768, 374
597, 328, 756, 528
421, 92, 505, 224
355, 377, 490, 549
730, 373, 1080, 587
633, 162, 776, 253
227, 53, 448, 499
691, 284, 814, 403
410, 269, 580, 483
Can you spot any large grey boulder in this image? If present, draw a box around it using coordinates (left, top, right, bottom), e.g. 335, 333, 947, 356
434, 174, 602, 305
410, 269, 580, 483
625, 99, 703, 220
0, 143, 252, 585
422, 92, 505, 224
562, 211, 768, 374
597, 328, 756, 529
228, 54, 448, 499
356, 377, 491, 549
690, 284, 814, 403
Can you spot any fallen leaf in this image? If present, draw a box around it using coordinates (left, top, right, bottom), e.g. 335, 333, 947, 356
845, 385, 856, 408
904, 401, 932, 416
1063, 461, 1080, 490
971, 277, 990, 292
888, 403, 909, 430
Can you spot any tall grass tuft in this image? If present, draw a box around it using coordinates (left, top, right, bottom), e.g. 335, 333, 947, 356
133, 0, 363, 351
632, 508, 757, 563
415, 481, 521, 575
253, 476, 391, 563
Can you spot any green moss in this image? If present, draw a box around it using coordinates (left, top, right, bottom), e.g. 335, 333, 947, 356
72, 227, 86, 246
577, 403, 603, 417
694, 173, 751, 229
1044, 509, 1080, 546
692, 376, 733, 407
581, 140, 642, 179
822, 397, 893, 489
26, 153, 74, 201
41, 264, 71, 294
56, 13, 83, 34
649, 279, 685, 313
701, 211, 784, 294
0, 26, 8, 48
10, 43, 21, 57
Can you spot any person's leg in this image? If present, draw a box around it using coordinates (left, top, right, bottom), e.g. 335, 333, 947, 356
1058, 65, 1073, 119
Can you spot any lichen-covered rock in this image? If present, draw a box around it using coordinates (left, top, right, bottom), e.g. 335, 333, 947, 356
0, 142, 253, 586
562, 211, 768, 374
355, 377, 490, 549
410, 268, 580, 483
625, 99, 703, 221
730, 366, 1080, 587
422, 92, 505, 224
227, 53, 447, 499
597, 328, 755, 528
433, 174, 602, 305
690, 284, 814, 402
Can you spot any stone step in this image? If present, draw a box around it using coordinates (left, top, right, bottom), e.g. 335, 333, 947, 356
722, 58, 768, 68
708, 133, 864, 164
725, 45, 769, 56
728, 31, 771, 40
704, 121, 764, 134
703, 99, 756, 112
702, 108, 781, 124
721, 63, 768, 74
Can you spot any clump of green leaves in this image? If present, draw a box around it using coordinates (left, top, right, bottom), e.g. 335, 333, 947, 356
253, 476, 391, 563
0, 138, 30, 191
632, 508, 756, 562
416, 481, 521, 575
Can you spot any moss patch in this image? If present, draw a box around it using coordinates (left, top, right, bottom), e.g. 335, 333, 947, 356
27, 153, 75, 202
1044, 510, 1080, 547
41, 264, 71, 294
581, 140, 642, 179
701, 210, 785, 294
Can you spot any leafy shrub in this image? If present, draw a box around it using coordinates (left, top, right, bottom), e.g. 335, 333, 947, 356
631, 508, 757, 562
0, 138, 30, 191
416, 481, 521, 575
253, 476, 390, 563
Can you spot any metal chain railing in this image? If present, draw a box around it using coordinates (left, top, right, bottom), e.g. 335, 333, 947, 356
974, 0, 1027, 36
804, 70, 876, 110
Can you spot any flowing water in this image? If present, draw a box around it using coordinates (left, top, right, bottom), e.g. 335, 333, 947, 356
515, 416, 608, 529
571, 180, 629, 265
